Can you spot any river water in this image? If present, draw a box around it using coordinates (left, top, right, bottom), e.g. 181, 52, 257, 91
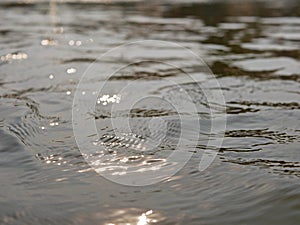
0, 0, 300, 224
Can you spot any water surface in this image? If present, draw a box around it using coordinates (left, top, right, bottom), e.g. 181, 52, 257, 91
0, 0, 300, 224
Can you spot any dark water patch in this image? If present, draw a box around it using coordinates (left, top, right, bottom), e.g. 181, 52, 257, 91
211, 61, 300, 81
272, 50, 300, 59
224, 158, 300, 178
229, 100, 300, 110
61, 57, 96, 63
128, 108, 178, 118
225, 129, 298, 144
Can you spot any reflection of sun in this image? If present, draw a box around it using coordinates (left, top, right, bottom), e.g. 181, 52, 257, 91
106, 209, 157, 225
137, 210, 154, 225
97, 94, 121, 105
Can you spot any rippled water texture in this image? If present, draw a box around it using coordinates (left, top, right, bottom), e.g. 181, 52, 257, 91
0, 0, 300, 224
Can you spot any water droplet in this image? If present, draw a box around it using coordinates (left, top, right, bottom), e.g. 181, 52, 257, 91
66, 68, 76, 74
49, 122, 59, 126
41, 39, 57, 46
1, 52, 28, 61
68, 40, 75, 46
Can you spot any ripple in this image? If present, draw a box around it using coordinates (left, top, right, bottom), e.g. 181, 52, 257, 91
233, 57, 300, 76
225, 158, 300, 177
225, 129, 298, 144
